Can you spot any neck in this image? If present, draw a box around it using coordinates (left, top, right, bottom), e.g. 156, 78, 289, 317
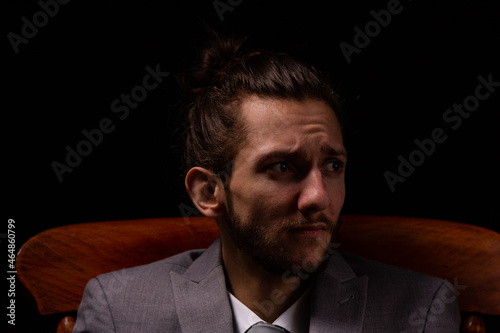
221, 238, 312, 323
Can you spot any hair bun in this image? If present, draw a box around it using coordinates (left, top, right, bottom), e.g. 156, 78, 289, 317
179, 31, 247, 97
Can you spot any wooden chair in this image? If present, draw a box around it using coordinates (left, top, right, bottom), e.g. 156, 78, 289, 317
17, 215, 500, 332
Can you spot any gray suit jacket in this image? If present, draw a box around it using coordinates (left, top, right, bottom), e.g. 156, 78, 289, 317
73, 238, 460, 332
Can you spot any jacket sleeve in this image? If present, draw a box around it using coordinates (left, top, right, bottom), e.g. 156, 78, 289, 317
422, 280, 461, 332
72, 278, 116, 333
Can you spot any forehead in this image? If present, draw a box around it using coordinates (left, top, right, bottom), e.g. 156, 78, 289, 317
238, 96, 344, 153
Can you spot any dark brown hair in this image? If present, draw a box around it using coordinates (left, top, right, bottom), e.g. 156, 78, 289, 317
179, 32, 343, 180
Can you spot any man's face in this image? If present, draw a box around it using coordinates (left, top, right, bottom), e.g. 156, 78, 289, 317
222, 96, 346, 274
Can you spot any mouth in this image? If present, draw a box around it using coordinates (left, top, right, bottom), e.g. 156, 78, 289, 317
288, 223, 328, 238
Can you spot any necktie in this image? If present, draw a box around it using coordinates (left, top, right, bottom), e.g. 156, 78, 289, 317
245, 321, 290, 333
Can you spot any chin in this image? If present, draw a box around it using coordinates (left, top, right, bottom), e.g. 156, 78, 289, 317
289, 244, 329, 269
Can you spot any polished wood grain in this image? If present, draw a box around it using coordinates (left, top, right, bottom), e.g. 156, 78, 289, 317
56, 315, 75, 333
461, 314, 486, 333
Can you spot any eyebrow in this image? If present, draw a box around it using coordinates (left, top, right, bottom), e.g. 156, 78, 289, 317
320, 143, 347, 159
255, 143, 347, 166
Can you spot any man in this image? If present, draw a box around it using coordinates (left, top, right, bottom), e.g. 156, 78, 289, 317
73, 35, 460, 332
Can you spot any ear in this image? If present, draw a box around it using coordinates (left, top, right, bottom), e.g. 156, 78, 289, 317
185, 167, 225, 218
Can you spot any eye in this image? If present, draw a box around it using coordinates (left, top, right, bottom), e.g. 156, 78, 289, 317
269, 162, 292, 173
324, 160, 344, 173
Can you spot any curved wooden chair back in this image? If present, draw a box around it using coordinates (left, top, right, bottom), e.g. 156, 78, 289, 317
17, 215, 500, 333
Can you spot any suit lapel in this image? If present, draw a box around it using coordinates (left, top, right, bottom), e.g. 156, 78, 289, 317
170, 239, 367, 332
309, 251, 368, 333
170, 238, 234, 332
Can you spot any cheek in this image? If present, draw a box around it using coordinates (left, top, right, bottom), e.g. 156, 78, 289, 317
328, 180, 346, 213
332, 192, 345, 212
231, 182, 297, 220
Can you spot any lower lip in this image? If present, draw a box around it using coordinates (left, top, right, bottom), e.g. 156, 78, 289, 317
289, 229, 326, 238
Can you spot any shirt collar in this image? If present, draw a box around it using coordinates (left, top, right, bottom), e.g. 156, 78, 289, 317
228, 287, 311, 333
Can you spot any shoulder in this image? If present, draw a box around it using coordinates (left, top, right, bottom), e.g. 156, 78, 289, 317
94, 248, 205, 292
336, 251, 461, 331
74, 248, 206, 333
338, 250, 454, 301
338, 250, 445, 287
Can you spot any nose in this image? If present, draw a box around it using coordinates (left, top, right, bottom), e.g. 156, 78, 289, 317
297, 168, 330, 213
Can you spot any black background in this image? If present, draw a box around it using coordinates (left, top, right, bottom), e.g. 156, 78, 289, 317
4, 0, 500, 331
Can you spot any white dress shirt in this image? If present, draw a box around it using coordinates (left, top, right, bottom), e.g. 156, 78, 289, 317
228, 287, 311, 333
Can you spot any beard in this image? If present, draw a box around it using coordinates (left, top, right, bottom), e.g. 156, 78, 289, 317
225, 190, 340, 275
